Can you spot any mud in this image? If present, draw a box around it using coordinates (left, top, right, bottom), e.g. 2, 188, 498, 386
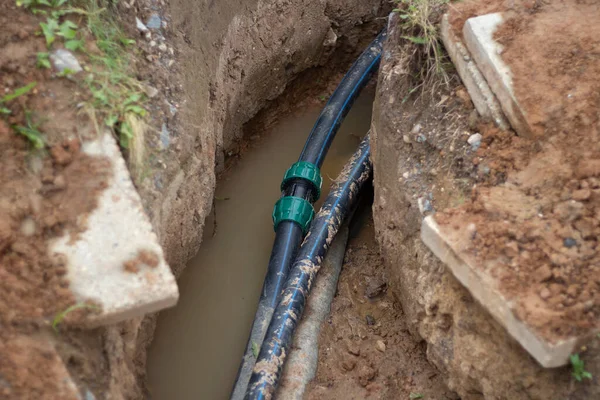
307, 211, 457, 400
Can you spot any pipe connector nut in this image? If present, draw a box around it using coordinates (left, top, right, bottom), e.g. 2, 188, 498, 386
281, 161, 322, 200
272, 196, 314, 234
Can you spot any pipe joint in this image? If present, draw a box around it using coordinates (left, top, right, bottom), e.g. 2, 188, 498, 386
272, 196, 314, 234
281, 161, 322, 200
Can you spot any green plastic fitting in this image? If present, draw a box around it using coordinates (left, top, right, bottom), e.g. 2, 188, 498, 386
281, 161, 322, 200
272, 196, 314, 234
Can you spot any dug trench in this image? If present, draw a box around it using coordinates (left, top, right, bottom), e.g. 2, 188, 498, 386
3, 1, 599, 400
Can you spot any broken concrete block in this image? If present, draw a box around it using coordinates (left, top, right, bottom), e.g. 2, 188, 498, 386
440, 14, 509, 130
51, 132, 178, 327
462, 13, 532, 138
421, 216, 594, 368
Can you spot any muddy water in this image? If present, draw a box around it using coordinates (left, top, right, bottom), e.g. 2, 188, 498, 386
146, 89, 375, 400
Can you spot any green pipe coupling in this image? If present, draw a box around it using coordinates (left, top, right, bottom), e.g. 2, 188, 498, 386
272, 196, 314, 233
281, 161, 322, 200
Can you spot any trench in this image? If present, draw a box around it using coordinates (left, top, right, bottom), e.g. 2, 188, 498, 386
146, 84, 376, 399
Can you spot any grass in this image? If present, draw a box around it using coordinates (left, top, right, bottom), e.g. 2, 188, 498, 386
15, 0, 147, 156
52, 302, 99, 332
393, 0, 451, 94
570, 354, 592, 382
13, 111, 45, 149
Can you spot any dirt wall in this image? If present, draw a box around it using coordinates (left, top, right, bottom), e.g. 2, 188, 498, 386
370, 14, 600, 400
99, 0, 389, 398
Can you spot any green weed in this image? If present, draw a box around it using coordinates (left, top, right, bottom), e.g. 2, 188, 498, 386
409, 393, 424, 399
52, 302, 99, 332
2, 82, 37, 102
0, 82, 37, 117
21, 0, 146, 152
570, 354, 592, 382
36, 52, 51, 68
393, 0, 451, 93
12, 111, 45, 149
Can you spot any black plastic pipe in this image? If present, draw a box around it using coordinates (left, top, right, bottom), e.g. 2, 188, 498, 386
246, 135, 373, 399
231, 32, 385, 400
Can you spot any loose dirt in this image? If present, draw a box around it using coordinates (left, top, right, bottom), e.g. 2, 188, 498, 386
307, 211, 458, 400
438, 0, 600, 342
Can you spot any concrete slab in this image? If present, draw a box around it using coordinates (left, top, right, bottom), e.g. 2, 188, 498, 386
440, 14, 509, 130
51, 132, 178, 327
421, 216, 592, 367
462, 13, 533, 138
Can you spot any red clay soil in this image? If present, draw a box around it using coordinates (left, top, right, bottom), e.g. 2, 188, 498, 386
438, 0, 600, 342
0, 3, 112, 398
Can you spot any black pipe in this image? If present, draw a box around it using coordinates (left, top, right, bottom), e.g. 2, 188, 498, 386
246, 135, 373, 399
231, 32, 385, 400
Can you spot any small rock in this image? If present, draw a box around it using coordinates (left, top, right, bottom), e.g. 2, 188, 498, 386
536, 264, 553, 282
365, 315, 375, 326
467, 133, 482, 150
50, 49, 82, 74
563, 237, 577, 248
375, 340, 386, 353
347, 341, 360, 356
158, 43, 167, 52
341, 355, 356, 371
167, 101, 177, 116
144, 85, 159, 98
411, 123, 422, 134
149, 40, 157, 47
365, 278, 386, 298
357, 365, 377, 387
20, 218, 36, 237
466, 223, 477, 239
160, 123, 170, 149
136, 17, 148, 32
53, 174, 66, 189
416, 134, 426, 143
403, 134, 411, 144
146, 13, 162, 30
402, 171, 410, 179
468, 109, 479, 129
323, 28, 337, 47
417, 197, 433, 215
572, 189, 591, 201
539, 287, 551, 300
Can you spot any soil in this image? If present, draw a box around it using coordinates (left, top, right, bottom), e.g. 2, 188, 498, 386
3, 0, 392, 398
306, 212, 458, 400
371, 13, 599, 399
0, 1, 118, 397
437, 0, 600, 342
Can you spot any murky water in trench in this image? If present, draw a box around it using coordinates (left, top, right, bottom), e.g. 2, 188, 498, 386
146, 88, 375, 400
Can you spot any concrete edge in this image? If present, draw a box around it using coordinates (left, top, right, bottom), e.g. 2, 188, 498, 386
421, 216, 577, 368
462, 13, 532, 138
440, 14, 510, 130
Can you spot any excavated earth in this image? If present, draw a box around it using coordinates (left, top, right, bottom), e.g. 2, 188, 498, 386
3, 0, 600, 398
2, 0, 391, 398
371, 10, 600, 400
